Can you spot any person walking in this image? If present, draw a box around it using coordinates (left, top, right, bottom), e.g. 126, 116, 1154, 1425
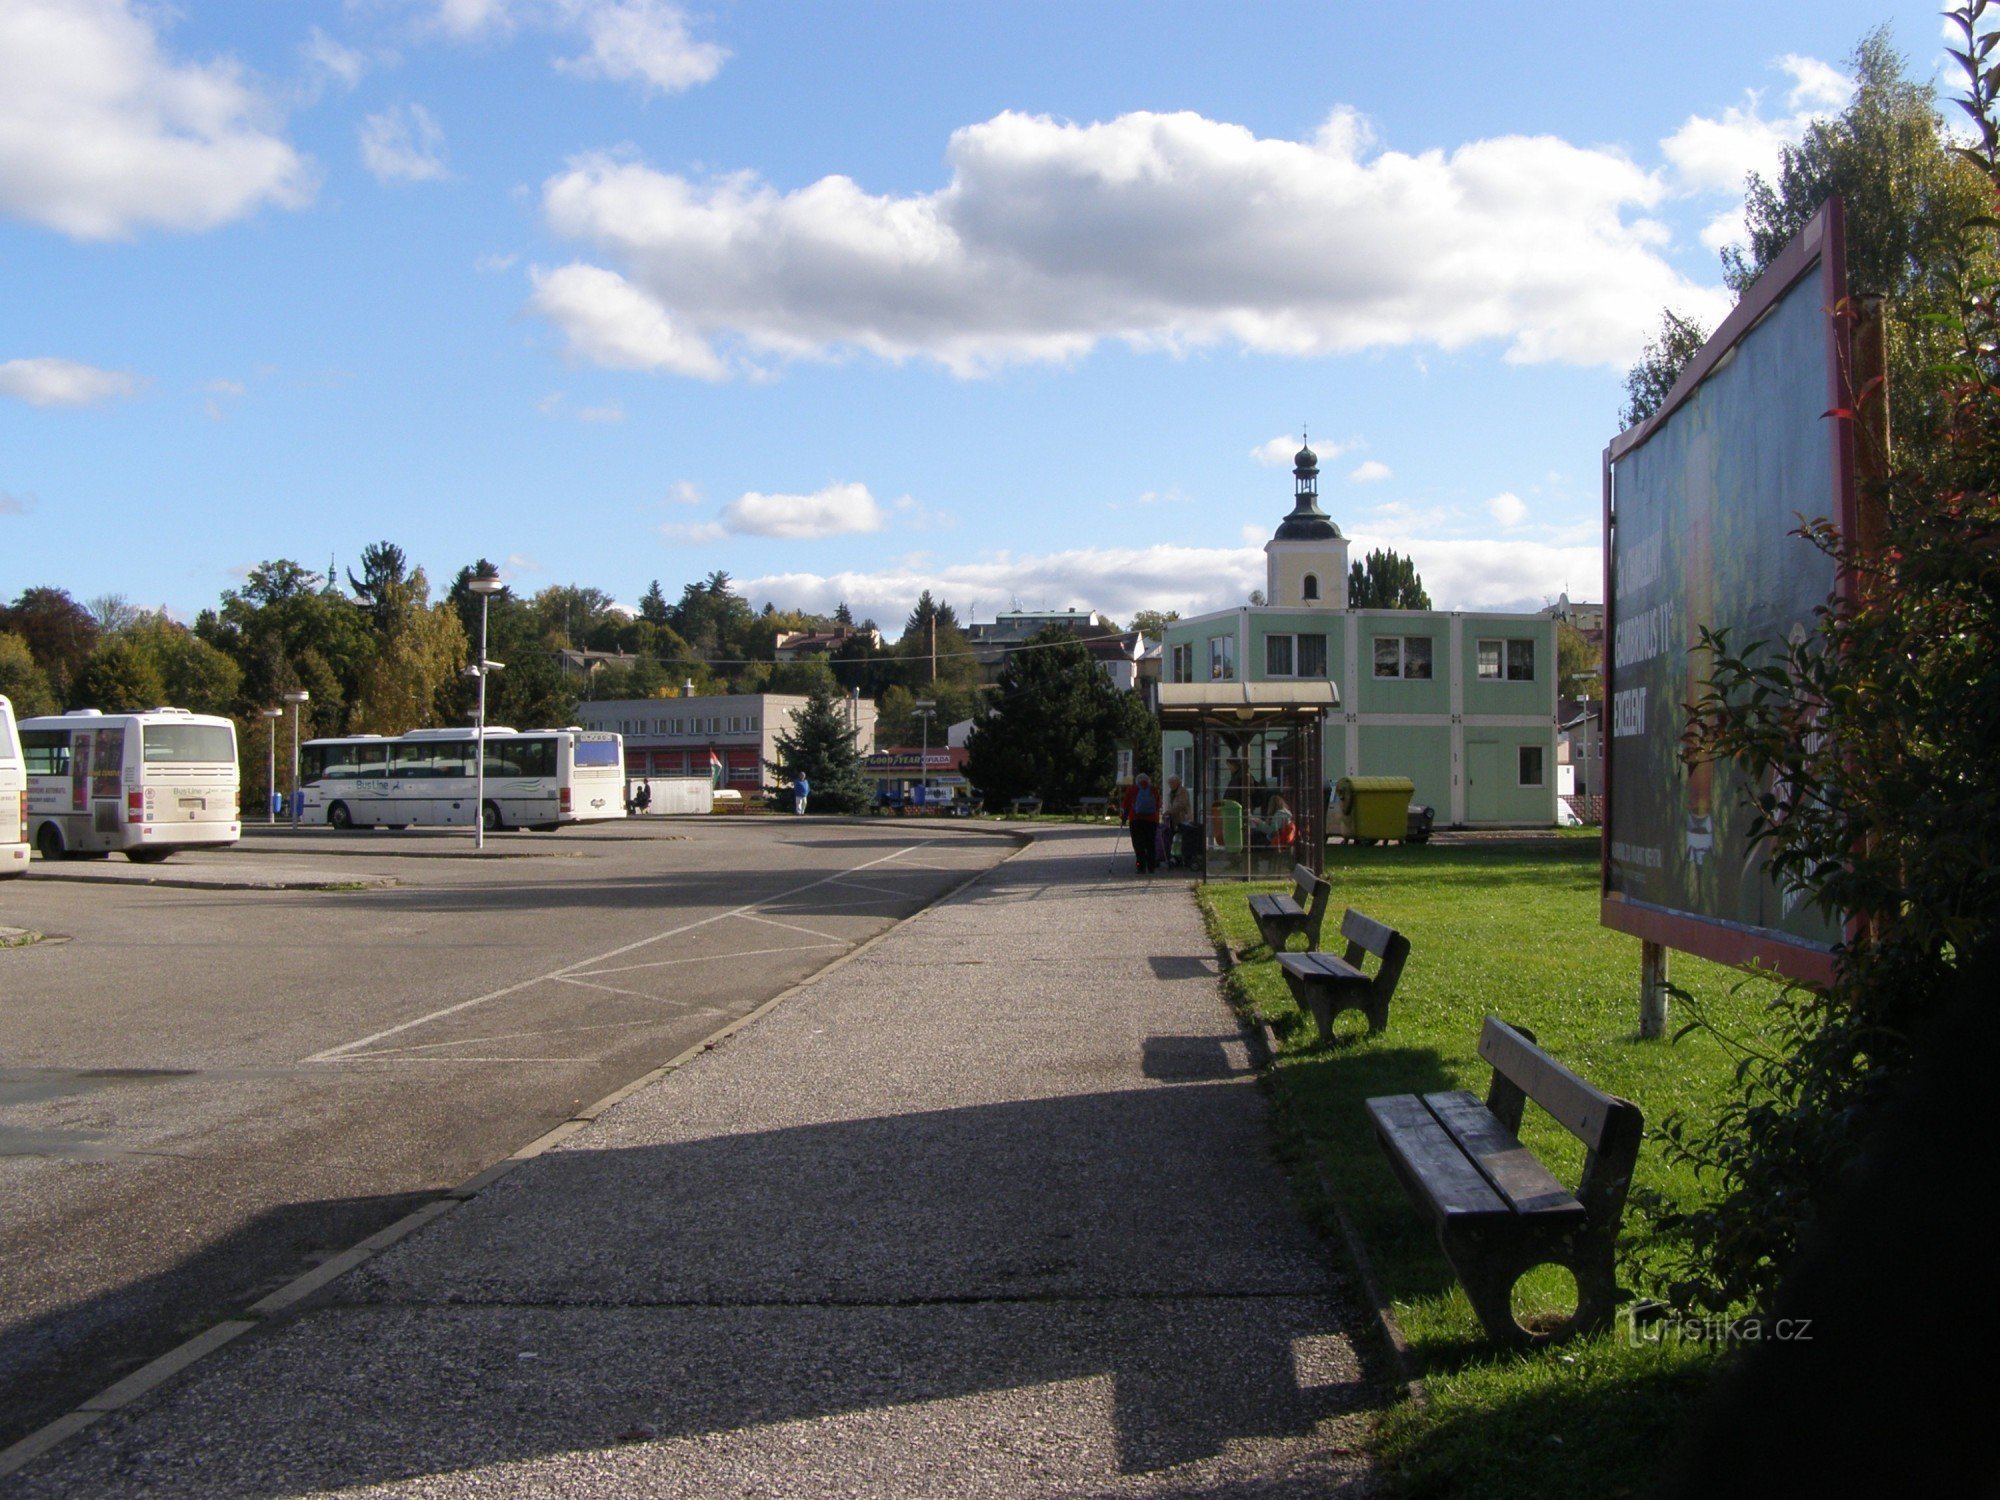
1120, 772, 1162, 874
1164, 773, 1194, 869
793, 771, 810, 815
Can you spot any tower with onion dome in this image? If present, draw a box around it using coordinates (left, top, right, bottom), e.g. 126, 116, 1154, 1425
1264, 438, 1348, 609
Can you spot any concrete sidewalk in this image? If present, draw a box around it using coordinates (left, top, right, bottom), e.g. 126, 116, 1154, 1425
12, 828, 1380, 1498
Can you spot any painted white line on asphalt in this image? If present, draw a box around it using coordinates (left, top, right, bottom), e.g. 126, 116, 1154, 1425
737, 911, 850, 943
300, 842, 927, 1064
573, 942, 850, 978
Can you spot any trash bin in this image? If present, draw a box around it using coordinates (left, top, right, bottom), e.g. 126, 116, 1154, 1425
1335, 776, 1416, 843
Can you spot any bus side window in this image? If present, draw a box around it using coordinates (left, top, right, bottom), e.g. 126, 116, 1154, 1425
22, 731, 70, 777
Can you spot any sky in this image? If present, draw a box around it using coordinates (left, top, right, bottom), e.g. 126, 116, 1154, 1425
0, 0, 1960, 635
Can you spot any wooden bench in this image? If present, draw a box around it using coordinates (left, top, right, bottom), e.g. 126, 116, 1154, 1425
1248, 863, 1332, 953
1077, 795, 1109, 819
1009, 795, 1043, 817
1365, 1016, 1644, 1348
1275, 909, 1410, 1038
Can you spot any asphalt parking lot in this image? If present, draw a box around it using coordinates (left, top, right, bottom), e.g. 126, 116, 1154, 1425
0, 817, 1019, 1451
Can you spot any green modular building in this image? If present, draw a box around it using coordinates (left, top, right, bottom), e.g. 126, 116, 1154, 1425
1159, 443, 1558, 830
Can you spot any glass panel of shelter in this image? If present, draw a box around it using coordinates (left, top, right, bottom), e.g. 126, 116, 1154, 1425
1190, 716, 1321, 880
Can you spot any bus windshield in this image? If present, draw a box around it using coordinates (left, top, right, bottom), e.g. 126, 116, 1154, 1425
142, 724, 236, 764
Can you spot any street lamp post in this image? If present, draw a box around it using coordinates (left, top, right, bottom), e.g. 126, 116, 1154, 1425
282, 691, 310, 829
913, 698, 935, 811
466, 575, 505, 851
260, 707, 284, 823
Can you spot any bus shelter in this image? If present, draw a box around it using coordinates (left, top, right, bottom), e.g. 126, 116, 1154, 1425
1156, 681, 1337, 880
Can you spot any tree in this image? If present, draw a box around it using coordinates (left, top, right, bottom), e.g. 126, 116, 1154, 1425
1620, 310, 1711, 429
72, 638, 166, 712
123, 614, 242, 715
1347, 549, 1432, 609
0, 632, 57, 716
1702, 28, 1990, 449
0, 587, 99, 701
765, 679, 870, 813
347, 542, 409, 627
1556, 621, 1600, 700
964, 627, 1137, 811
1129, 609, 1180, 643
1653, 7, 2000, 1318
638, 580, 671, 626
353, 567, 467, 734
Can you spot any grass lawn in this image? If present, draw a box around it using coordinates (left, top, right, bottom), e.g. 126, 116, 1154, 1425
1200, 838, 1774, 1498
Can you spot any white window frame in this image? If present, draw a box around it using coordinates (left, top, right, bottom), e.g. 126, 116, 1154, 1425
1373, 635, 1434, 680
1264, 634, 1295, 677
1477, 637, 1536, 681
1208, 634, 1236, 681
1263, 632, 1328, 679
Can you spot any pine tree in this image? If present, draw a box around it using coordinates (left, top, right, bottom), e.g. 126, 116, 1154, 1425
765, 679, 870, 813
964, 627, 1143, 811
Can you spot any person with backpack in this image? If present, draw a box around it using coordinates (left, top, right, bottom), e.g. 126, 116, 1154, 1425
1120, 772, 1162, 874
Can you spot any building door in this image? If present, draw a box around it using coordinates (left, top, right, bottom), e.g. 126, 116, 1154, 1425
1465, 739, 1502, 823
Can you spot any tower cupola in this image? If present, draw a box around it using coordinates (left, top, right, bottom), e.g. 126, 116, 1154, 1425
1263, 431, 1348, 608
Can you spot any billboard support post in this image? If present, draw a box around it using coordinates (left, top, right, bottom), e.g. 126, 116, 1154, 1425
1640, 940, 1670, 1041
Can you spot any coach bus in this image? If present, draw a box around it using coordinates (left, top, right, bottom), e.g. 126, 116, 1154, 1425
19, 707, 242, 863
297, 726, 625, 832
0, 696, 27, 878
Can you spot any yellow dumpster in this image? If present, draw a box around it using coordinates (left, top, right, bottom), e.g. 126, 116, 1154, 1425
1335, 776, 1416, 843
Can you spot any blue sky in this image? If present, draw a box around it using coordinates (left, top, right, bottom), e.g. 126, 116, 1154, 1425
0, 0, 1952, 633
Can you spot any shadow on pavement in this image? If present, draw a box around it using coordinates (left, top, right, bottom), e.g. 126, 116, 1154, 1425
21, 1081, 1378, 1494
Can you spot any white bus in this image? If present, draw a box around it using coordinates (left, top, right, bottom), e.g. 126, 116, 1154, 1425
20, 708, 242, 863
0, 696, 27, 878
297, 726, 626, 832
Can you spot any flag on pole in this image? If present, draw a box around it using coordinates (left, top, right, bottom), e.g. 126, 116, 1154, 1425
709, 748, 724, 788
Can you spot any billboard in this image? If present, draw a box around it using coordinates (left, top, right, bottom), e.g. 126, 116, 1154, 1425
1601, 200, 1854, 983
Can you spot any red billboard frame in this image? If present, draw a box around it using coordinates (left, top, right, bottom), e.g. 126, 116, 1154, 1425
1599, 199, 1854, 985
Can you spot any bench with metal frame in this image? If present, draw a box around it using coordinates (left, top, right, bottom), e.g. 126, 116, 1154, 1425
1248, 863, 1333, 954
1275, 908, 1410, 1039
1365, 1016, 1644, 1348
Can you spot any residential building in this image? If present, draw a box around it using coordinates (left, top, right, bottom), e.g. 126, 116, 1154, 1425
1159, 443, 1558, 827
773, 626, 883, 660
964, 608, 1145, 688
576, 692, 879, 793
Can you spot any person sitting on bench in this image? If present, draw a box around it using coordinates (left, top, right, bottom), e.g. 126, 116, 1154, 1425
1250, 793, 1296, 848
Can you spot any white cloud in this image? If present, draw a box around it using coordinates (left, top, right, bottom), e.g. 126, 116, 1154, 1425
719, 524, 1603, 627
1487, 491, 1529, 527
1661, 54, 1848, 251
740, 531, 1600, 623
720, 482, 887, 540
534, 106, 1729, 381
551, 0, 727, 93
360, 103, 449, 183
1348, 533, 1601, 614
576, 401, 624, 422
667, 480, 702, 505
408, 1, 723, 92
1780, 54, 1851, 111
1348, 460, 1392, 483
475, 251, 520, 272
528, 263, 729, 379
0, 0, 314, 240
0, 357, 143, 408
303, 26, 367, 92
1252, 434, 1348, 467
661, 519, 727, 545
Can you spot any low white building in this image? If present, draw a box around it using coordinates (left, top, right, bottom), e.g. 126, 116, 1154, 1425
576, 693, 878, 793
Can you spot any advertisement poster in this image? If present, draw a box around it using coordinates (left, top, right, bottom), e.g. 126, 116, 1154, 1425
1603, 210, 1848, 974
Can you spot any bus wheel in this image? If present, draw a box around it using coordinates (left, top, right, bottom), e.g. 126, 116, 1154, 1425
481, 801, 503, 833
328, 802, 353, 831
35, 824, 65, 861
126, 849, 172, 864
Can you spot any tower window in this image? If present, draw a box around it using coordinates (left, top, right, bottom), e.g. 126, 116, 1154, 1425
1302, 574, 1319, 601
